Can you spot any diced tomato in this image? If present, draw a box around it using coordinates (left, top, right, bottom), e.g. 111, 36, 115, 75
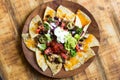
61, 22, 66, 29
50, 40, 56, 47
46, 42, 51, 47
36, 28, 40, 34
61, 53, 67, 59
76, 45, 80, 52
47, 40, 66, 54
61, 49, 67, 53
44, 47, 52, 55
53, 45, 59, 51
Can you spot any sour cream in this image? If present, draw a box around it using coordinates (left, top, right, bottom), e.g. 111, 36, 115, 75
54, 27, 69, 43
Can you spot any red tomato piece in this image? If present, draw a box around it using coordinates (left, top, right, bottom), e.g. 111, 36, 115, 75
61, 53, 67, 59
36, 28, 40, 34
44, 47, 52, 55
46, 42, 51, 47
76, 45, 80, 52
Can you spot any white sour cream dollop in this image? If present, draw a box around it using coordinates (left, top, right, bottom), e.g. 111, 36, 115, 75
54, 27, 69, 43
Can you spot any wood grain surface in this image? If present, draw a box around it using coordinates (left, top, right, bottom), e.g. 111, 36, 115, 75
0, 0, 120, 80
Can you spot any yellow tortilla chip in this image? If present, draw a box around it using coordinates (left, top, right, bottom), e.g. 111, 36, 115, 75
46, 60, 62, 75
22, 33, 36, 52
64, 55, 82, 71
29, 15, 42, 38
36, 49, 48, 71
57, 5, 75, 22
64, 47, 95, 71
83, 34, 100, 47
82, 48, 95, 62
76, 10, 91, 27
43, 6, 56, 20
74, 15, 82, 28
76, 10, 91, 39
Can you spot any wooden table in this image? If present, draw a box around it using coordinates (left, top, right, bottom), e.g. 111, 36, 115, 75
0, 0, 120, 80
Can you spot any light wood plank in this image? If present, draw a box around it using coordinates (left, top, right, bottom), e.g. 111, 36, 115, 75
72, 0, 120, 80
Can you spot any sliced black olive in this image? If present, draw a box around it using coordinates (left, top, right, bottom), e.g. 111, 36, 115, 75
46, 15, 50, 18
54, 16, 58, 20
54, 58, 60, 64
37, 21, 42, 26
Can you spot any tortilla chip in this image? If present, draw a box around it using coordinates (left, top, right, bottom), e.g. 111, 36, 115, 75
56, 5, 75, 22
83, 34, 100, 47
64, 47, 95, 71
36, 49, 48, 71
43, 6, 56, 20
82, 48, 95, 62
64, 55, 82, 71
22, 33, 36, 52
74, 15, 82, 28
46, 60, 62, 75
76, 10, 91, 39
29, 15, 42, 38
76, 10, 91, 27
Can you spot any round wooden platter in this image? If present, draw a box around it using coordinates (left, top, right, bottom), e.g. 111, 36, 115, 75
22, 0, 100, 78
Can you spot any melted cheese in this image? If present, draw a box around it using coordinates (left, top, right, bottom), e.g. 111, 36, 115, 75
77, 52, 83, 57
25, 39, 36, 47
47, 10, 55, 17
84, 34, 93, 44
44, 7, 56, 20
57, 5, 75, 22
83, 44, 89, 52
64, 56, 79, 70
77, 10, 90, 27
30, 27, 36, 33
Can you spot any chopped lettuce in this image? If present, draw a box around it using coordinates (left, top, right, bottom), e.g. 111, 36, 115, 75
44, 22, 50, 30
45, 34, 52, 42
37, 43, 46, 51
76, 27, 83, 34
44, 54, 47, 60
47, 17, 54, 22
70, 49, 77, 57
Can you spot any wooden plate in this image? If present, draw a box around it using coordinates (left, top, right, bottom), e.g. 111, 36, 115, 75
22, 0, 100, 78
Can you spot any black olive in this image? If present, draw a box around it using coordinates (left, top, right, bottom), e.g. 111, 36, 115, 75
62, 59, 65, 64
54, 58, 60, 64
39, 31, 44, 34
46, 15, 50, 18
54, 16, 58, 20
58, 22, 62, 26
38, 21, 42, 26
79, 38, 84, 42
